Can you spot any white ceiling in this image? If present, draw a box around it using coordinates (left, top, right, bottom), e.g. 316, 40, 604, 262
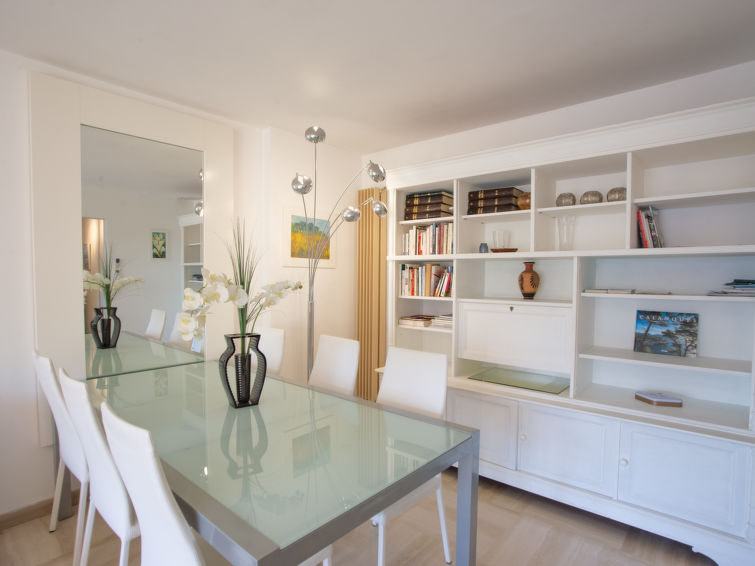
2, 0, 755, 153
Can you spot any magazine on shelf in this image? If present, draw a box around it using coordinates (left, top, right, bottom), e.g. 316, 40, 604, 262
633, 310, 698, 357
634, 390, 683, 407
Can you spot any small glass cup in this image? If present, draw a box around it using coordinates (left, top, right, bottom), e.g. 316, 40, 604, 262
557, 215, 576, 251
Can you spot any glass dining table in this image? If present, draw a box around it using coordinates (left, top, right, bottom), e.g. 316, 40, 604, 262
85, 331, 203, 379
88, 362, 480, 565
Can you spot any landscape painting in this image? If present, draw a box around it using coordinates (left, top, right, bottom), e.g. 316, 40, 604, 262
633, 310, 698, 357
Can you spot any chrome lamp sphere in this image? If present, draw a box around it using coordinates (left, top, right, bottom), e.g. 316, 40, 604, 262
371, 199, 388, 217
291, 173, 313, 195
305, 126, 326, 143
194, 201, 204, 216
342, 206, 361, 222
367, 161, 386, 183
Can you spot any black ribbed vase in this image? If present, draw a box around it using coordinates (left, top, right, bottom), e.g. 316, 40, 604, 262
218, 333, 267, 408
89, 307, 121, 349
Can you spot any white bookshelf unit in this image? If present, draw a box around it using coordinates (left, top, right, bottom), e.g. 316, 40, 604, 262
385, 98, 755, 565
179, 213, 203, 288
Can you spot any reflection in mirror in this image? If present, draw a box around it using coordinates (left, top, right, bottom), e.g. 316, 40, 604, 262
81, 126, 204, 345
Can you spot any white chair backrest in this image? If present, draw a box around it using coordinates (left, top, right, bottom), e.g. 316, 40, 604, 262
308, 334, 360, 396
101, 402, 205, 566
144, 309, 167, 341
257, 327, 285, 375
33, 353, 88, 482
166, 312, 183, 346
59, 369, 136, 538
377, 347, 447, 419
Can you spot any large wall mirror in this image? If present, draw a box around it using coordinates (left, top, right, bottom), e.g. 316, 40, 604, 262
81, 126, 204, 339
30, 73, 234, 444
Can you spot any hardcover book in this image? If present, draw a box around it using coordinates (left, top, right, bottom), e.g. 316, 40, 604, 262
633, 310, 698, 357
403, 210, 454, 220
466, 195, 519, 207
466, 204, 520, 214
404, 202, 453, 215
405, 193, 454, 206
468, 187, 523, 199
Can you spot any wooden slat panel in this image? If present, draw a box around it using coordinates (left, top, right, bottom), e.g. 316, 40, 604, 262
356, 188, 387, 400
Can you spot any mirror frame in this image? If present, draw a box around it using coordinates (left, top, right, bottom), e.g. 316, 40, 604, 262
29, 72, 234, 384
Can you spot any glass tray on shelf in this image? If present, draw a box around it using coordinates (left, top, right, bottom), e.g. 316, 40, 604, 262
469, 367, 569, 394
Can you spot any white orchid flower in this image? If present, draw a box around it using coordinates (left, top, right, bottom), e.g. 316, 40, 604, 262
201, 282, 230, 305
227, 285, 248, 307
183, 287, 204, 311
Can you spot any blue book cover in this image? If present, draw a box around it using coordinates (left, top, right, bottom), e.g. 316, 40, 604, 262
633, 311, 698, 357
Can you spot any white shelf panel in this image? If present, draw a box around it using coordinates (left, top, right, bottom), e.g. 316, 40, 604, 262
398, 295, 453, 301
399, 217, 454, 226
186, 280, 203, 285
183, 262, 203, 267
393, 254, 454, 261
581, 292, 755, 302
537, 201, 626, 218
458, 297, 572, 308
634, 187, 755, 209
577, 383, 750, 431
579, 346, 751, 376
461, 209, 530, 221
397, 325, 452, 334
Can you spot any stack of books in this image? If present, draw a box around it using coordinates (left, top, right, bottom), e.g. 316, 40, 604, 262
467, 186, 523, 215
708, 279, 755, 296
430, 314, 453, 328
398, 314, 434, 328
400, 264, 453, 297
404, 189, 454, 220
401, 222, 453, 255
637, 205, 663, 248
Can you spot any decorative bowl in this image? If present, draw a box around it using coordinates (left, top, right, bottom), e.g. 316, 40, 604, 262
580, 190, 603, 205
555, 192, 576, 207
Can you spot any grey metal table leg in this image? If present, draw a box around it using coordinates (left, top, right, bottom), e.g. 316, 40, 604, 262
455, 432, 480, 566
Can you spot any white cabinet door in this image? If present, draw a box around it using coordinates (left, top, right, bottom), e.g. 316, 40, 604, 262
618, 422, 752, 536
518, 403, 619, 496
457, 301, 572, 373
447, 388, 517, 469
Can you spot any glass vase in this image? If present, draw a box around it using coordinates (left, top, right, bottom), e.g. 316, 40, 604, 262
218, 333, 267, 408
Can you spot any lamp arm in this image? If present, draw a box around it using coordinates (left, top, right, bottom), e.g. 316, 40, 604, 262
322, 163, 368, 227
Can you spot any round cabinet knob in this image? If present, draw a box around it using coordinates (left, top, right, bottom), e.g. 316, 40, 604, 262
519, 434, 527, 441
619, 457, 629, 467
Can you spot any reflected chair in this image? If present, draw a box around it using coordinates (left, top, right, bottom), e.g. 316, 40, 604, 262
144, 308, 166, 341
308, 335, 360, 396
33, 353, 89, 566
59, 370, 139, 566
165, 312, 190, 350
256, 327, 285, 375
371, 347, 451, 566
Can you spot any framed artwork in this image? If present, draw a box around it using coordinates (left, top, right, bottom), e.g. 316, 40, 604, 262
282, 208, 337, 268
633, 310, 698, 357
151, 231, 167, 259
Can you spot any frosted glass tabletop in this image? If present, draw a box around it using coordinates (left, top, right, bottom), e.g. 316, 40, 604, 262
85, 331, 203, 379
89, 362, 479, 565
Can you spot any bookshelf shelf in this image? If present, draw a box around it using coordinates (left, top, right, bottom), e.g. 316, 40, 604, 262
399, 217, 454, 226
458, 296, 572, 308
398, 295, 453, 301
579, 346, 751, 376
633, 186, 755, 209
461, 209, 530, 221
580, 292, 755, 302
537, 200, 626, 218
397, 325, 453, 334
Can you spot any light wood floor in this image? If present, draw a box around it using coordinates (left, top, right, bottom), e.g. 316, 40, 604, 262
0, 470, 716, 566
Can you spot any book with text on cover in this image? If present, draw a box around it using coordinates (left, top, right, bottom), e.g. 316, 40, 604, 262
633, 310, 698, 357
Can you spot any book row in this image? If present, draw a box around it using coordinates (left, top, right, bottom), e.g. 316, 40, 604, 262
400, 263, 453, 297
401, 222, 454, 255
398, 313, 453, 328
637, 206, 664, 248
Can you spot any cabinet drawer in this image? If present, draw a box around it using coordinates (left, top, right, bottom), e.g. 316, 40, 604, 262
457, 301, 572, 373
518, 403, 619, 496
447, 389, 517, 469
618, 423, 752, 536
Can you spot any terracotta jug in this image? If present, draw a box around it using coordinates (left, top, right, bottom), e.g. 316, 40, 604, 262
518, 261, 540, 300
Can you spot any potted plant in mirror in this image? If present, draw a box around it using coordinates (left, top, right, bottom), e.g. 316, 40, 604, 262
180, 221, 302, 407
83, 247, 143, 349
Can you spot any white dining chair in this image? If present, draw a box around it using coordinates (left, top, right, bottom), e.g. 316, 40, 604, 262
59, 370, 140, 566
165, 312, 184, 348
100, 401, 206, 566
308, 335, 360, 396
144, 308, 167, 341
33, 353, 89, 566
371, 346, 451, 566
256, 327, 285, 374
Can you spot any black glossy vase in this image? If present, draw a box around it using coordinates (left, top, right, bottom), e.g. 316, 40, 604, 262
219, 333, 267, 408
90, 307, 121, 349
